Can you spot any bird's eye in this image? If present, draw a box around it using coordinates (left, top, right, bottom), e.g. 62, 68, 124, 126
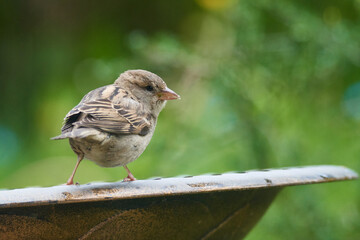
145, 85, 154, 91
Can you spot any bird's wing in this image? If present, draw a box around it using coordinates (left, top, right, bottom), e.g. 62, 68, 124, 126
61, 85, 151, 136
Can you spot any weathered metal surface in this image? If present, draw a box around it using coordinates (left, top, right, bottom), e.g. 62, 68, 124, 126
0, 165, 357, 240
0, 188, 280, 240
0, 165, 356, 208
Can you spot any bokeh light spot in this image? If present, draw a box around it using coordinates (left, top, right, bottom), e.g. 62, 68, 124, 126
0, 126, 19, 166
343, 82, 360, 120
196, 0, 235, 11
128, 30, 148, 50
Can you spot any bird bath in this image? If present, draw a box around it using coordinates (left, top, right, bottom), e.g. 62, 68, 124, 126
0, 165, 357, 239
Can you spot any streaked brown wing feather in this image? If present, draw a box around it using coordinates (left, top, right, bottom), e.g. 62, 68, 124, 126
62, 86, 151, 136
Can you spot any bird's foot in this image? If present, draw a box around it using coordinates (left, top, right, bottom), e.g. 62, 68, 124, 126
123, 175, 137, 182
66, 180, 80, 185
66, 180, 74, 185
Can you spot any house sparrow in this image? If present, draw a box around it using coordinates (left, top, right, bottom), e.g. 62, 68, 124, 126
52, 70, 180, 185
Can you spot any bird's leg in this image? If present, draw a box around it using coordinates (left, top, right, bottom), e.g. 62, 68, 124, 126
123, 165, 137, 182
66, 154, 84, 185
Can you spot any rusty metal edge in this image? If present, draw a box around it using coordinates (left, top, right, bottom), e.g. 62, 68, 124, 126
0, 165, 357, 209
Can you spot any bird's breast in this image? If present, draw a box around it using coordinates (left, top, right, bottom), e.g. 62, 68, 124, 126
70, 130, 154, 168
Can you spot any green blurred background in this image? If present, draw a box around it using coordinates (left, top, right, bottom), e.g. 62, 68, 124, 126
0, 0, 359, 239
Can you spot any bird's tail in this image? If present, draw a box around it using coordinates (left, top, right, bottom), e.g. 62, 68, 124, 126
51, 133, 72, 140
51, 128, 101, 140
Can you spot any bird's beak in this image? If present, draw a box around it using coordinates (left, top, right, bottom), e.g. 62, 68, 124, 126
158, 87, 180, 100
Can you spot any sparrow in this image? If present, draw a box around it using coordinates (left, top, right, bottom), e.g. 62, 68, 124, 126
52, 69, 180, 185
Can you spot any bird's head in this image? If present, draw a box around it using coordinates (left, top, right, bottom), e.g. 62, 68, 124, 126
115, 70, 180, 114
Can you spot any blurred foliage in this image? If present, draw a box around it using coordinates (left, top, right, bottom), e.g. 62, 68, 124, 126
0, 0, 359, 239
